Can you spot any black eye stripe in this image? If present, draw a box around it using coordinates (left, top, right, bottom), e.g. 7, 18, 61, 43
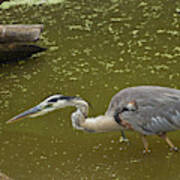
59, 96, 76, 101
47, 96, 77, 103
47, 98, 59, 103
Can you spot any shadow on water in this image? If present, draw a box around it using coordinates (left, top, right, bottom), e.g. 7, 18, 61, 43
0, 0, 180, 179
0, 44, 46, 63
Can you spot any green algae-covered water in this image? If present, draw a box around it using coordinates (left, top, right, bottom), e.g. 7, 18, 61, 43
0, 0, 180, 179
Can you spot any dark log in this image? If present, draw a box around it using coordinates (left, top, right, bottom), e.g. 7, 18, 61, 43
0, 25, 44, 43
0, 43, 46, 62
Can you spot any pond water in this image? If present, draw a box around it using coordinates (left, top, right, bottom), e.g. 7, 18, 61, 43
0, 0, 180, 179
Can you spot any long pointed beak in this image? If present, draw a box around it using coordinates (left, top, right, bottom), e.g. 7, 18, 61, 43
6, 105, 41, 124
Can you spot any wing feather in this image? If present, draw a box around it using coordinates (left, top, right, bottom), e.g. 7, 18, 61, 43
106, 86, 180, 135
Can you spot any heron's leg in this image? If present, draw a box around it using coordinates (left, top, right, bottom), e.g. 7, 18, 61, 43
142, 135, 151, 153
119, 130, 129, 143
159, 133, 178, 152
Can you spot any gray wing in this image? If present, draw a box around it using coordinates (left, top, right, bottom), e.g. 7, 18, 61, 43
106, 86, 180, 135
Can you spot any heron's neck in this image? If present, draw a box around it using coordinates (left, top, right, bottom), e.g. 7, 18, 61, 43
71, 100, 122, 133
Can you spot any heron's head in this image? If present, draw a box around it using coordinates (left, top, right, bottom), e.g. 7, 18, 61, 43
6, 94, 85, 124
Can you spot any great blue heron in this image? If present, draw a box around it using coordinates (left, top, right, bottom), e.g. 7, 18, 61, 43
7, 86, 180, 152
